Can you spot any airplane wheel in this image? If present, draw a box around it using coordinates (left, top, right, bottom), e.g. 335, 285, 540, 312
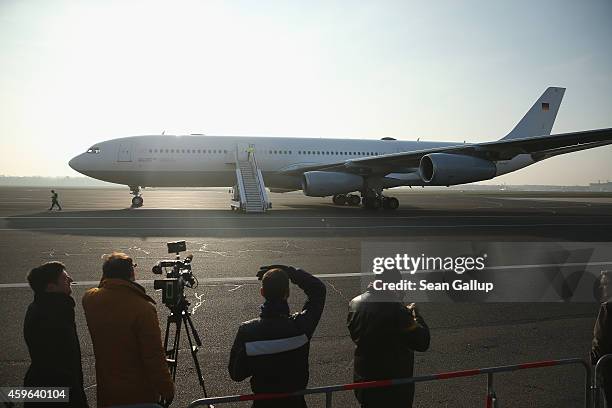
332, 194, 346, 206
385, 197, 399, 210
131, 196, 144, 208
348, 194, 361, 206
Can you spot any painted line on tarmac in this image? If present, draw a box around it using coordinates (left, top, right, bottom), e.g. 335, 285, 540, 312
4, 215, 612, 220
3, 261, 612, 289
0, 223, 611, 231
0, 273, 367, 289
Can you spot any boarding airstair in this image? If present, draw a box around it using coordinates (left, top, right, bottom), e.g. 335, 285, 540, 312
231, 146, 271, 213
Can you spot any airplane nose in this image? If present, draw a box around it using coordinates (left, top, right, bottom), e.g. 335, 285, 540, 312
69, 154, 83, 172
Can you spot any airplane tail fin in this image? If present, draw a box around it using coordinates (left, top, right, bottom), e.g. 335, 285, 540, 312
501, 87, 565, 140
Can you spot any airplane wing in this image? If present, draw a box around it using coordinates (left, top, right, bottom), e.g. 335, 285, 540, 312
279, 127, 612, 176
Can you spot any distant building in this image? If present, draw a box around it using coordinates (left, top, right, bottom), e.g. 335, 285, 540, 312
589, 181, 612, 192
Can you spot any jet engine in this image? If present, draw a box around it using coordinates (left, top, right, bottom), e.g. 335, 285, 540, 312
419, 153, 496, 185
302, 171, 364, 197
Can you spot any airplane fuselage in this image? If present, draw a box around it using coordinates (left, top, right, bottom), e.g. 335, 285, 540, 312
70, 135, 455, 190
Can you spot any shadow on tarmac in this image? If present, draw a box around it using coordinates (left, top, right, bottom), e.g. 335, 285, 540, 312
5, 207, 612, 240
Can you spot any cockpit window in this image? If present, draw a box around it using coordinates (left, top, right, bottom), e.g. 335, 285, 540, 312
86, 146, 101, 154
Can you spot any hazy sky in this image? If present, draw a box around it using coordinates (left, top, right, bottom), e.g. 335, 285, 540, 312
1, 0, 611, 184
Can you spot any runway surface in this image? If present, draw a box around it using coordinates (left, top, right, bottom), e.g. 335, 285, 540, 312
1, 186, 611, 407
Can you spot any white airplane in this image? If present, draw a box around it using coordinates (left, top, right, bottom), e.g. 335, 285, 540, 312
69, 87, 612, 210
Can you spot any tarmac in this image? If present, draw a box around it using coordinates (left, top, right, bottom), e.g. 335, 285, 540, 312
1, 186, 612, 407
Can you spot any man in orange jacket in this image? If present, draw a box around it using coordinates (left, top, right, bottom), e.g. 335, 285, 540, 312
82, 252, 174, 407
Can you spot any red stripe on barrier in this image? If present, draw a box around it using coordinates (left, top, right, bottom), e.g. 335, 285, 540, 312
518, 360, 559, 370
239, 392, 293, 401
436, 369, 482, 380
343, 380, 393, 391
231, 359, 567, 403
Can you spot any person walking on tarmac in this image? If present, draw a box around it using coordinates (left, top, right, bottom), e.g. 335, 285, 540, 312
347, 269, 430, 408
49, 190, 62, 211
229, 265, 326, 408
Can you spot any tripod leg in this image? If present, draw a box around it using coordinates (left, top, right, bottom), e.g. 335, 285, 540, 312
171, 313, 182, 381
186, 311, 202, 347
183, 314, 209, 399
160, 312, 182, 408
164, 311, 183, 381
163, 315, 172, 354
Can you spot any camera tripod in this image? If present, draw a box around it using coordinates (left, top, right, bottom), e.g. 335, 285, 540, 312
162, 296, 212, 407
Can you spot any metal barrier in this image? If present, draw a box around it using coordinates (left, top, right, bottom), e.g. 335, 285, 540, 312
188, 357, 590, 408
594, 354, 612, 408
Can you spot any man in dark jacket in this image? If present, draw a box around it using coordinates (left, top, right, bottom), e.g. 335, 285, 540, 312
347, 269, 430, 408
24, 262, 88, 407
229, 265, 326, 408
592, 271, 612, 405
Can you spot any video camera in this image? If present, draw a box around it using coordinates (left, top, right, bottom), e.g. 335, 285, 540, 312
152, 241, 197, 308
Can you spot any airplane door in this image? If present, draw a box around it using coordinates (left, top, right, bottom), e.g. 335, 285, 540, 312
235, 143, 252, 162
117, 143, 133, 162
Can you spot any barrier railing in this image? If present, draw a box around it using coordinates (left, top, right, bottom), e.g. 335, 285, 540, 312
188, 357, 590, 408
594, 354, 612, 407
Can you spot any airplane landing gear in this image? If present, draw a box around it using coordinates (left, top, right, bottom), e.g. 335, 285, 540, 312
362, 195, 382, 210
361, 190, 399, 210
332, 194, 346, 205
129, 185, 144, 208
332, 194, 361, 206
348, 194, 361, 206
382, 196, 400, 210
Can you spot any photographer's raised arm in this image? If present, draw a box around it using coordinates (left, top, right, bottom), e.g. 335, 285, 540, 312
398, 304, 430, 352
288, 268, 327, 338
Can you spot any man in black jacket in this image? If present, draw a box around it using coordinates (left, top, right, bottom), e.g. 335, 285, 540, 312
592, 271, 612, 405
229, 265, 326, 408
24, 262, 88, 407
347, 269, 430, 408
